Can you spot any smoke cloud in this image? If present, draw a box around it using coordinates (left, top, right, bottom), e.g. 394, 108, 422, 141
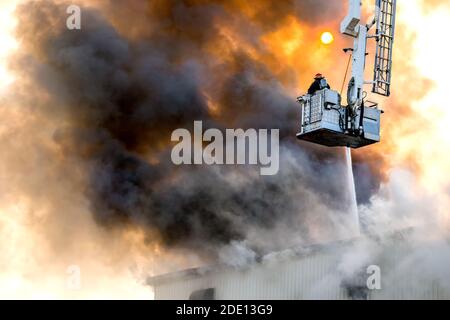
1, 0, 449, 298
9, 0, 359, 256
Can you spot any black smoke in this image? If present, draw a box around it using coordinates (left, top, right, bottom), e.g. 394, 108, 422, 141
13, 0, 378, 258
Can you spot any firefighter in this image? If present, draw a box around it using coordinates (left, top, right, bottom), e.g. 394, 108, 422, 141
307, 73, 330, 95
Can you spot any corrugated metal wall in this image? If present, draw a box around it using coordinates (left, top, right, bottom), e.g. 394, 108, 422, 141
153, 249, 350, 300
151, 238, 450, 300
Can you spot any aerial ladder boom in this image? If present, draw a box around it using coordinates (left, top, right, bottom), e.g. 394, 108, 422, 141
341, 0, 396, 101
341, 0, 367, 112
373, 0, 396, 96
296, 0, 397, 149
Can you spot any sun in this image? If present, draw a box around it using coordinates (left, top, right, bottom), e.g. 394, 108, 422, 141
320, 31, 334, 45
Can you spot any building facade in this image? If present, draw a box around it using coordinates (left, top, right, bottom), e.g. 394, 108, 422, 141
148, 231, 450, 300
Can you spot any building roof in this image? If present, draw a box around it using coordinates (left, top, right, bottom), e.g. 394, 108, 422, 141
147, 228, 414, 287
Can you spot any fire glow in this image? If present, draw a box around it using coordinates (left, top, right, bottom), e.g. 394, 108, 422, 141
0, 0, 449, 299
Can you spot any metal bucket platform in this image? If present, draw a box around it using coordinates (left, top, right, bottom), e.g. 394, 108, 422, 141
297, 89, 382, 149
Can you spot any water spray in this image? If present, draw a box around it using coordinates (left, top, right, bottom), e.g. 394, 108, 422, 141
346, 147, 360, 236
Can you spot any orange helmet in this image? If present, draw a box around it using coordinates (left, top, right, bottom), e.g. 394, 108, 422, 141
314, 73, 324, 79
